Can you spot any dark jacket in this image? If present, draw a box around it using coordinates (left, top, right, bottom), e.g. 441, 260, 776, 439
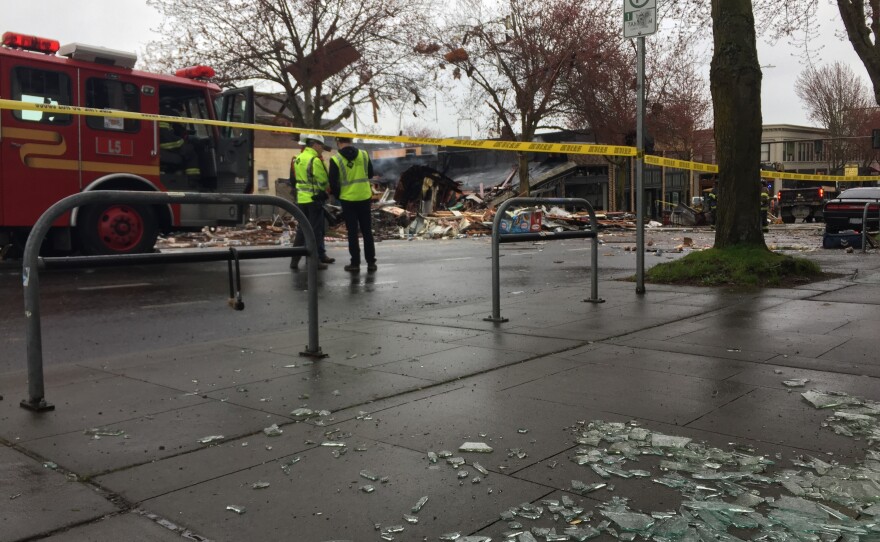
329, 145, 374, 199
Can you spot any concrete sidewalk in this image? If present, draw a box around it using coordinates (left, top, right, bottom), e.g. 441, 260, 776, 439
2, 250, 880, 541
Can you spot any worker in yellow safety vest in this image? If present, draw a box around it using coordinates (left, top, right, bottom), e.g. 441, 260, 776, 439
289, 134, 335, 270
329, 136, 377, 272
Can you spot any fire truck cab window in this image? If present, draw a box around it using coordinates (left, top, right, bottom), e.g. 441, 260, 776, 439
10, 67, 72, 124
160, 89, 210, 139
183, 96, 211, 138
85, 79, 140, 132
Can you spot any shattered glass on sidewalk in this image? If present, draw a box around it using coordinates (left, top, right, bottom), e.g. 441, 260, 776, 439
469, 388, 880, 541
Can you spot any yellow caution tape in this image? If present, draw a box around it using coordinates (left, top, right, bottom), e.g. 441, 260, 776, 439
759, 169, 880, 182
2, 98, 878, 182
0, 99, 634, 158
644, 154, 718, 173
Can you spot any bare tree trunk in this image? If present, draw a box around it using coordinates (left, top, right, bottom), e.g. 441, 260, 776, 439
710, 0, 765, 249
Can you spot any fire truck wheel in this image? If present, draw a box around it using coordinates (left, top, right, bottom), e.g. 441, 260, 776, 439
78, 203, 159, 255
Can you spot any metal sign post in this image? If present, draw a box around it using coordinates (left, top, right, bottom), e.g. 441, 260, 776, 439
623, 0, 657, 294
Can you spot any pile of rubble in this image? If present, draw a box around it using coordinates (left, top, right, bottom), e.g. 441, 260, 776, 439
156, 165, 640, 249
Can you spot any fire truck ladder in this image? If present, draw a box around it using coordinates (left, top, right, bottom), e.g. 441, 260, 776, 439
21, 191, 325, 412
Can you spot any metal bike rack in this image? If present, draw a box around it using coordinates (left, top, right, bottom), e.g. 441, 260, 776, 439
861, 201, 880, 253
485, 197, 604, 323
22, 191, 325, 412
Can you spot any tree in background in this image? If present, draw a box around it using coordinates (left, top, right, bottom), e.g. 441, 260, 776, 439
145, 0, 436, 129
563, 36, 712, 210
426, 0, 619, 195
795, 62, 875, 173
401, 123, 444, 139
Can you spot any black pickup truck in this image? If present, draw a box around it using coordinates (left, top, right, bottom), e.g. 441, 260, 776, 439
777, 187, 835, 223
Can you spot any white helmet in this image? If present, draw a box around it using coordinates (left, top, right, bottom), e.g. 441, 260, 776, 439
301, 133, 326, 145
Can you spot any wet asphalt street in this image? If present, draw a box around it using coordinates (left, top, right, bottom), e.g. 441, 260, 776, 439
0, 225, 826, 373
0, 235, 654, 372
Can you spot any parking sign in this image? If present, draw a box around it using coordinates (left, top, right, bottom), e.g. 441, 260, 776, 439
623, 0, 657, 38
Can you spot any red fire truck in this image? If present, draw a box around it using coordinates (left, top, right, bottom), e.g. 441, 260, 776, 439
0, 31, 254, 255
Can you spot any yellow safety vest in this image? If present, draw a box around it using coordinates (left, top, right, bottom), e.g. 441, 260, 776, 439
294, 147, 328, 204
332, 150, 372, 202
760, 191, 769, 211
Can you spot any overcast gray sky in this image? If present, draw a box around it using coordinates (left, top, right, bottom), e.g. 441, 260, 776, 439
2, 0, 869, 137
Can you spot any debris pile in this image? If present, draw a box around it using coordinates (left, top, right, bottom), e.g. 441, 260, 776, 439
156, 220, 289, 249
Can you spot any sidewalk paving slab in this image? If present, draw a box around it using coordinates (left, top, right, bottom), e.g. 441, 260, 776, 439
81, 347, 319, 393
664, 325, 850, 359
725, 363, 880, 399
372, 345, 536, 381
817, 336, 880, 365
95, 420, 329, 503
504, 362, 755, 426
685, 386, 867, 459
558, 344, 750, 381
810, 283, 880, 304
20, 400, 289, 477
0, 376, 206, 444
0, 446, 118, 542
206, 362, 436, 416
38, 513, 186, 542
762, 352, 880, 378
606, 336, 778, 363
333, 386, 592, 474
139, 437, 551, 542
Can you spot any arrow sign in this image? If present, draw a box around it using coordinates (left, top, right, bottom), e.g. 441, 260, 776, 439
623, 0, 657, 38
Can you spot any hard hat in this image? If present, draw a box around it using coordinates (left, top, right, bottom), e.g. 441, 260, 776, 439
302, 134, 326, 145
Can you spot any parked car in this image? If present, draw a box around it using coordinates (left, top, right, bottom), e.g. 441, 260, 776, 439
823, 187, 880, 233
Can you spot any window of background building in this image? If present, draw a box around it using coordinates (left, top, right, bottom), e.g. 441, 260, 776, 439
11, 67, 72, 124
257, 170, 269, 190
797, 142, 810, 162
760, 143, 770, 162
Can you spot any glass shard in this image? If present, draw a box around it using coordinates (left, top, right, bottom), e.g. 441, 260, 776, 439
801, 391, 860, 410
447, 457, 466, 468
565, 526, 601, 541
197, 435, 224, 445
359, 469, 379, 481
601, 510, 655, 532
411, 496, 428, 513
84, 427, 126, 437
651, 433, 692, 448
459, 442, 494, 453
226, 505, 246, 514
360, 485, 375, 493
262, 424, 283, 437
